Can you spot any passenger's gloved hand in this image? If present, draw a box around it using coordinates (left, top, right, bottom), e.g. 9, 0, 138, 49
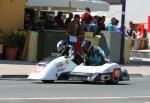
105, 58, 112, 63
92, 64, 97, 66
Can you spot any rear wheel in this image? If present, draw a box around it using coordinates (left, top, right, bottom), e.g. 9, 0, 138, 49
42, 80, 54, 83
105, 79, 119, 84
106, 68, 121, 84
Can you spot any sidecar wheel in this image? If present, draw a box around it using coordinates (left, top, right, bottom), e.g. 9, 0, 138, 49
111, 79, 119, 84
42, 80, 54, 83
105, 79, 119, 84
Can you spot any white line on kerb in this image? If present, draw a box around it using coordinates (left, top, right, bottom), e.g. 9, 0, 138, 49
0, 96, 150, 100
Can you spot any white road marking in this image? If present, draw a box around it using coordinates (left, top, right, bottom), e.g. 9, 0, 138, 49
0, 85, 30, 88
0, 96, 150, 100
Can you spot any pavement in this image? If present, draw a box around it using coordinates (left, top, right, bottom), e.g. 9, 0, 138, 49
0, 57, 150, 78
122, 57, 150, 77
0, 60, 35, 78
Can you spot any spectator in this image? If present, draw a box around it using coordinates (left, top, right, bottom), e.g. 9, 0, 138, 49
32, 17, 42, 31
107, 17, 116, 31
66, 14, 81, 51
113, 18, 120, 32
101, 16, 106, 30
88, 16, 99, 35
43, 14, 55, 30
54, 11, 65, 29
80, 7, 93, 24
24, 14, 33, 29
65, 13, 73, 29
126, 21, 135, 37
126, 21, 136, 49
80, 19, 88, 35
132, 27, 145, 50
97, 16, 106, 32
107, 17, 120, 32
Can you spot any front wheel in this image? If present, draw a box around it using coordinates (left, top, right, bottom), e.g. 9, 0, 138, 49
83, 81, 91, 84
42, 80, 54, 83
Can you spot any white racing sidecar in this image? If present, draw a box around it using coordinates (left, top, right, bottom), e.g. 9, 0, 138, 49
28, 56, 130, 84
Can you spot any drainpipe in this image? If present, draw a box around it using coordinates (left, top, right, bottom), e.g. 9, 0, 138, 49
120, 0, 126, 64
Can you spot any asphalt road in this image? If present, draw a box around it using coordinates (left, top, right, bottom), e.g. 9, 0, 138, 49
0, 77, 150, 103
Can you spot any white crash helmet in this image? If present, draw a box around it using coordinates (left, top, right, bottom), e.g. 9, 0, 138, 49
57, 40, 67, 54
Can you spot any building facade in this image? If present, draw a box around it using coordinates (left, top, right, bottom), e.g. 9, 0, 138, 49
0, 0, 26, 33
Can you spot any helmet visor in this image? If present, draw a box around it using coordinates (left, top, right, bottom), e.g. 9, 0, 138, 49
57, 44, 65, 53
81, 45, 88, 53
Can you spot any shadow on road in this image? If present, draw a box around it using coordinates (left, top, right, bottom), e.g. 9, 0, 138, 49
124, 59, 150, 66
31, 81, 131, 86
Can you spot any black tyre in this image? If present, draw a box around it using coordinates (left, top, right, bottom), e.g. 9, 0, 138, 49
42, 80, 54, 83
105, 79, 119, 84
83, 81, 91, 84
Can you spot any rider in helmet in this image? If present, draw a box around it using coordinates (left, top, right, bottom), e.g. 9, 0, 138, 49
57, 40, 83, 65
81, 40, 106, 66
57, 40, 69, 56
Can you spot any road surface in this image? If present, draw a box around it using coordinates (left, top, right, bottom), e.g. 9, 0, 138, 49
0, 77, 150, 103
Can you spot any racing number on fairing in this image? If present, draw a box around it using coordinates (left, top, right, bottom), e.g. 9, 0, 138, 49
112, 69, 121, 79
32, 66, 44, 73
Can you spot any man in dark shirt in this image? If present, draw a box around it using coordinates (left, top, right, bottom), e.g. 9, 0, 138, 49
65, 13, 73, 29
54, 11, 65, 29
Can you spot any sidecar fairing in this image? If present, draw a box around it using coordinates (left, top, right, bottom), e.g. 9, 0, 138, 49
69, 63, 130, 84
28, 56, 77, 83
